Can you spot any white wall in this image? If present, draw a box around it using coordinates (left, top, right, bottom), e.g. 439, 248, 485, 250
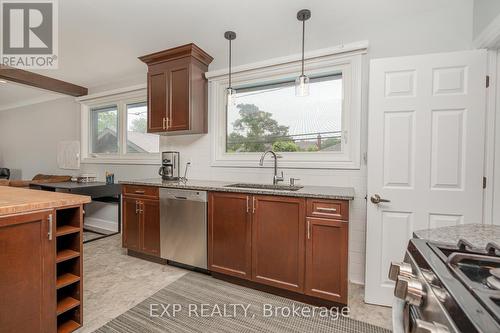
0, 0, 477, 284
474, 0, 500, 38
0, 97, 80, 179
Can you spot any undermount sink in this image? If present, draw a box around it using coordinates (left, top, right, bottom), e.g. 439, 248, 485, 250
224, 183, 304, 191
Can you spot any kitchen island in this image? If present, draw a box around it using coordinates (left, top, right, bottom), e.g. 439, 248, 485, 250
119, 178, 354, 306
0, 186, 90, 333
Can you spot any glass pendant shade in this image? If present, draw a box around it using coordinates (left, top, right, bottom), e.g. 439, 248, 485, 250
295, 74, 310, 97
226, 87, 236, 106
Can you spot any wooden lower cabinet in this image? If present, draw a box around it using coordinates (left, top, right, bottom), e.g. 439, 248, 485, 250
208, 192, 349, 305
122, 189, 160, 257
141, 199, 160, 256
305, 217, 348, 304
0, 210, 56, 333
208, 192, 251, 279
252, 195, 305, 292
123, 197, 141, 251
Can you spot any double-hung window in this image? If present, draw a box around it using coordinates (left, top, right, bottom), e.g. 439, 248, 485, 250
80, 88, 160, 164
226, 74, 343, 154
208, 43, 365, 169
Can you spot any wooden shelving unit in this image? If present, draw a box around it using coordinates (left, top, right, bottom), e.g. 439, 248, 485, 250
55, 206, 83, 333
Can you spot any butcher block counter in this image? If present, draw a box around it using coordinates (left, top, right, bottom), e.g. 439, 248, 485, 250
0, 186, 90, 333
0, 186, 90, 216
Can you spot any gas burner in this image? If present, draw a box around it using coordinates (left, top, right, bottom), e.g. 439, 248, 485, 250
492, 268, 500, 279
457, 238, 475, 251
487, 242, 500, 256
487, 268, 500, 290
486, 276, 500, 290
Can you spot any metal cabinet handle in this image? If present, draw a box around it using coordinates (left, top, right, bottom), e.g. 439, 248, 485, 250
166, 117, 170, 129
162, 117, 166, 130
135, 201, 139, 214
370, 194, 391, 204
252, 197, 256, 213
307, 219, 310, 240
317, 207, 337, 212
48, 214, 53, 240
139, 202, 144, 214
246, 196, 249, 213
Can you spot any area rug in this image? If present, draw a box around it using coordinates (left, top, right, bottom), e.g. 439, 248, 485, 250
94, 272, 391, 333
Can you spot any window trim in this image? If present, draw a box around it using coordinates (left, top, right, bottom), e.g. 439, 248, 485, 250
78, 86, 160, 165
207, 42, 366, 169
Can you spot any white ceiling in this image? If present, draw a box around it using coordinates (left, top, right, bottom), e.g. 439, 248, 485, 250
0, 0, 474, 109
0, 81, 65, 111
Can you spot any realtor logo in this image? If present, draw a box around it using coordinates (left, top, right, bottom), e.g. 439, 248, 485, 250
1, 0, 58, 68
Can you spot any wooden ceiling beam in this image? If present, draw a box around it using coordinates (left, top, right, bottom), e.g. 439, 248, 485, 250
0, 65, 88, 97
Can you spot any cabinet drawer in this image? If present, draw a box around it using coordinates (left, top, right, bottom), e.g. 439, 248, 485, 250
122, 185, 159, 199
306, 199, 348, 220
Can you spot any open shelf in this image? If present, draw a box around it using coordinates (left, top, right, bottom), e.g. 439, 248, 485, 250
56, 207, 81, 229
56, 249, 80, 263
57, 319, 80, 333
56, 296, 80, 315
56, 273, 80, 289
55, 206, 83, 333
56, 225, 80, 237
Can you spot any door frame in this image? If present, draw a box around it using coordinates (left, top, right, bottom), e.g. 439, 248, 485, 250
483, 50, 498, 225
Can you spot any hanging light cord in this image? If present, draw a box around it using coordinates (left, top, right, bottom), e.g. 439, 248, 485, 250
301, 19, 305, 76
228, 38, 232, 89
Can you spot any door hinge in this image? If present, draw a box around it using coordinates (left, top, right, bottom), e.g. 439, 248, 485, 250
483, 176, 487, 189
486, 75, 490, 88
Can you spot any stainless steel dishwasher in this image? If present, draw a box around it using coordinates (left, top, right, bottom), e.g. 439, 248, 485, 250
159, 188, 207, 269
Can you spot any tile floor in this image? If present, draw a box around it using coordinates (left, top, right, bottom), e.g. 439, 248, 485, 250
77, 235, 392, 332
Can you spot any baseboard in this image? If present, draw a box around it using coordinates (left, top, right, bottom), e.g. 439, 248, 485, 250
84, 216, 118, 232
127, 250, 167, 264
211, 272, 347, 308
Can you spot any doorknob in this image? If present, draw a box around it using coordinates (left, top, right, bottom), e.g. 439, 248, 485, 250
370, 194, 390, 204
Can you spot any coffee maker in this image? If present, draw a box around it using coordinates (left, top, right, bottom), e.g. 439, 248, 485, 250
159, 151, 180, 180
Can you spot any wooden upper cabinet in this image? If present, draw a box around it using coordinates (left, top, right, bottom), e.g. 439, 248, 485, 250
139, 43, 213, 135
251, 195, 305, 293
305, 217, 348, 304
208, 192, 252, 279
0, 210, 56, 333
169, 65, 190, 131
148, 72, 168, 132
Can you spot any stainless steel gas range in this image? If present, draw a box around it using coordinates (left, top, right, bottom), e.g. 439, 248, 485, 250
390, 238, 500, 333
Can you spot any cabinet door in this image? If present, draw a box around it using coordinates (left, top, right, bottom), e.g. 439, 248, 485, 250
141, 199, 160, 256
252, 196, 305, 292
0, 211, 56, 333
208, 192, 251, 279
122, 197, 141, 251
305, 217, 348, 304
168, 65, 190, 131
148, 72, 168, 132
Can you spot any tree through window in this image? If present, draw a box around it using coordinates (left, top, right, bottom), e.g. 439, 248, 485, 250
226, 74, 343, 153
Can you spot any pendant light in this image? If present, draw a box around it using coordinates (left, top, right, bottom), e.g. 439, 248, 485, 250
224, 31, 237, 106
295, 9, 311, 97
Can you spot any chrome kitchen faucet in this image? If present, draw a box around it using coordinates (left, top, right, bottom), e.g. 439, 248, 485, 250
259, 150, 284, 185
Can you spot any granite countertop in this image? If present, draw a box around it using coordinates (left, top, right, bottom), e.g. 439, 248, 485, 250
414, 224, 500, 250
119, 178, 355, 200
0, 186, 91, 216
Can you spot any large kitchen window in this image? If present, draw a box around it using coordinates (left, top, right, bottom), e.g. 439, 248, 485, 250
80, 88, 160, 164
208, 44, 365, 169
226, 74, 342, 153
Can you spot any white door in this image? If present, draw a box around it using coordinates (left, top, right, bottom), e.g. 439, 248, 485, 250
365, 50, 487, 306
